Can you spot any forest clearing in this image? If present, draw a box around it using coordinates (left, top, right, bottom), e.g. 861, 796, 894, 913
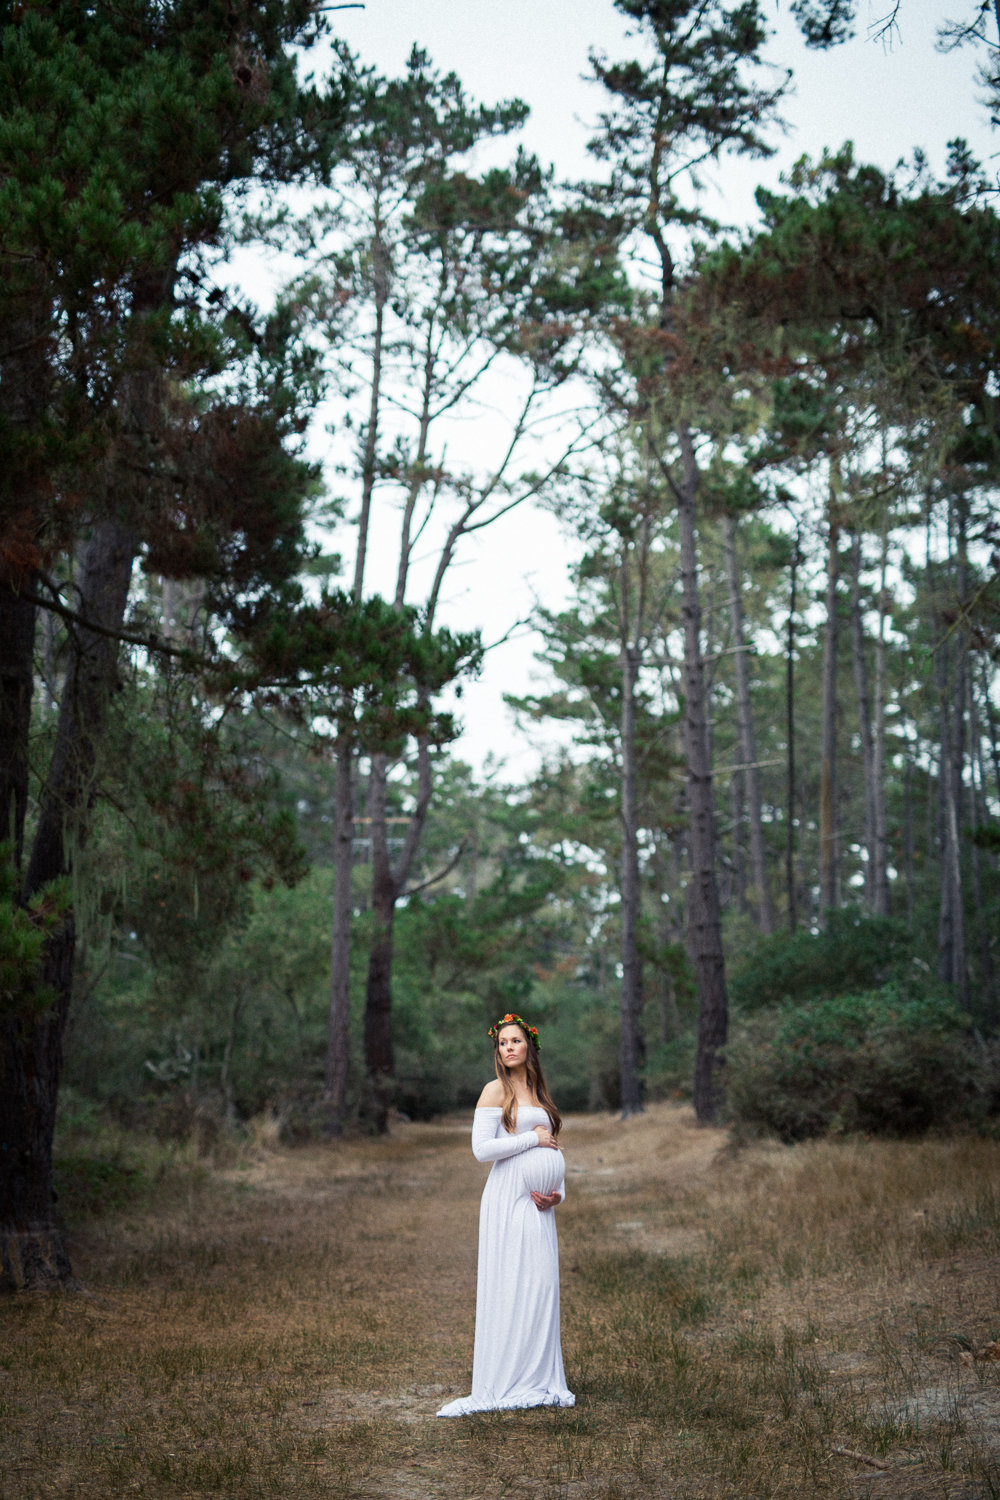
3, 1103, 1000, 1500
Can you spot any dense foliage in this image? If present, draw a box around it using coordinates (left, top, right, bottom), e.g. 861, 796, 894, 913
725, 987, 991, 1140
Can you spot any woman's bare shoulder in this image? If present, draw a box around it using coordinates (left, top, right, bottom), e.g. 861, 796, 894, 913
476, 1079, 504, 1107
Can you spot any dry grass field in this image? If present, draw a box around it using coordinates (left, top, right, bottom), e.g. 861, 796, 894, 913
3, 1103, 1000, 1499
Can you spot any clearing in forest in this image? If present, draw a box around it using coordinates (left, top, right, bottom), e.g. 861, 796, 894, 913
2, 1102, 1000, 1499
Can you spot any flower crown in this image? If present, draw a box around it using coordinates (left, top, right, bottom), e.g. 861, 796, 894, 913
488, 1013, 541, 1052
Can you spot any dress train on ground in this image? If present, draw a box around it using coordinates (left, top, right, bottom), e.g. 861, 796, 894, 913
437, 1106, 575, 1418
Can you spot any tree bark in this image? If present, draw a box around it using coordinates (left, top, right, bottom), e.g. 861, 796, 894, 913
786, 533, 799, 933
722, 512, 774, 935
0, 586, 36, 869
323, 195, 390, 1130
980, 658, 1000, 807
2, 516, 136, 1290
0, 914, 76, 1292
361, 735, 435, 1132
936, 494, 970, 1007
968, 680, 996, 1019
937, 682, 968, 1004
678, 429, 727, 1125
871, 526, 890, 916
819, 480, 841, 921
363, 751, 397, 1133
619, 642, 644, 1117
26, 519, 136, 897
324, 736, 355, 1131
903, 723, 916, 930
651, 834, 681, 1044
849, 530, 878, 909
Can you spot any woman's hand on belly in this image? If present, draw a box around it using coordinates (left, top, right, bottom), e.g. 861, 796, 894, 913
530, 1190, 561, 1212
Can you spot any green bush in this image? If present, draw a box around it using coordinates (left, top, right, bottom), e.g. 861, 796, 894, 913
727, 908, 912, 1011
725, 987, 990, 1141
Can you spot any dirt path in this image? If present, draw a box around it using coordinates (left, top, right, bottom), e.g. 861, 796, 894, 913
4, 1104, 1000, 1499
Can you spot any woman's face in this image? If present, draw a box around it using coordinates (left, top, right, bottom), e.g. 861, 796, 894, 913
497, 1025, 528, 1070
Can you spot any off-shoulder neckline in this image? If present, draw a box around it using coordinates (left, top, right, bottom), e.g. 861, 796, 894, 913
474, 1104, 549, 1113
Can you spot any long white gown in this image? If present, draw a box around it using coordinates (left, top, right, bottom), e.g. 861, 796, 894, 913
436, 1105, 575, 1417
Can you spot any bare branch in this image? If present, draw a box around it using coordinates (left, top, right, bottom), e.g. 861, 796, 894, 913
24, 584, 202, 665
403, 837, 468, 899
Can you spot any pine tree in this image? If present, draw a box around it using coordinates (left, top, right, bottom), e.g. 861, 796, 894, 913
584, 0, 787, 1121
0, 0, 343, 1289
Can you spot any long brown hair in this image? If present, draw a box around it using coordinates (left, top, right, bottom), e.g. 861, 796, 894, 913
493, 1022, 562, 1138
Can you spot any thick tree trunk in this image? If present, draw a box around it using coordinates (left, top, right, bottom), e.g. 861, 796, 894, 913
619, 644, 644, 1118
819, 486, 841, 921
26, 519, 136, 896
0, 915, 76, 1292
0, 585, 36, 867
0, 576, 71, 1292
722, 512, 774, 935
678, 430, 727, 1125
2, 516, 136, 1290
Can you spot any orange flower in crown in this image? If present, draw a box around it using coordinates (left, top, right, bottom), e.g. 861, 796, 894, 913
488, 1013, 541, 1051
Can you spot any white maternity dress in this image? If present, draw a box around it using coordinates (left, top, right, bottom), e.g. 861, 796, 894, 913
436, 1105, 575, 1417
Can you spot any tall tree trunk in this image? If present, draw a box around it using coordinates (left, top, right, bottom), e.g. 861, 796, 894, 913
0, 586, 36, 868
722, 512, 774, 935
903, 724, 916, 930
941, 498, 971, 1002
0, 912, 76, 1292
937, 683, 968, 1004
935, 496, 969, 1007
849, 530, 878, 909
364, 752, 396, 1133
678, 429, 727, 1125
2, 516, 136, 1290
361, 735, 435, 1132
324, 735, 355, 1130
26, 518, 136, 896
729, 758, 747, 916
968, 680, 996, 1019
619, 643, 644, 1118
323, 204, 390, 1129
786, 533, 799, 933
819, 478, 841, 921
651, 833, 681, 1044
871, 525, 890, 916
979, 658, 1000, 807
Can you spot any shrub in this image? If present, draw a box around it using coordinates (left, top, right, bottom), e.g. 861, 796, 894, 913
725, 987, 990, 1141
727, 908, 912, 1012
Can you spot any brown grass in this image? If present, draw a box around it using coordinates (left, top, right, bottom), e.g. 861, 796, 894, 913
2, 1104, 1000, 1499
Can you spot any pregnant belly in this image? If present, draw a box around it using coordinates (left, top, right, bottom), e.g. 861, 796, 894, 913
517, 1145, 566, 1198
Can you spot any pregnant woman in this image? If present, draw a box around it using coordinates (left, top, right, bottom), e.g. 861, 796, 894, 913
436, 1013, 575, 1417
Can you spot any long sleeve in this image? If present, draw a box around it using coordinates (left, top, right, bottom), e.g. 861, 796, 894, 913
471, 1107, 539, 1163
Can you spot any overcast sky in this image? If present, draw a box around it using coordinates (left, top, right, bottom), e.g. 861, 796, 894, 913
291, 0, 997, 778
